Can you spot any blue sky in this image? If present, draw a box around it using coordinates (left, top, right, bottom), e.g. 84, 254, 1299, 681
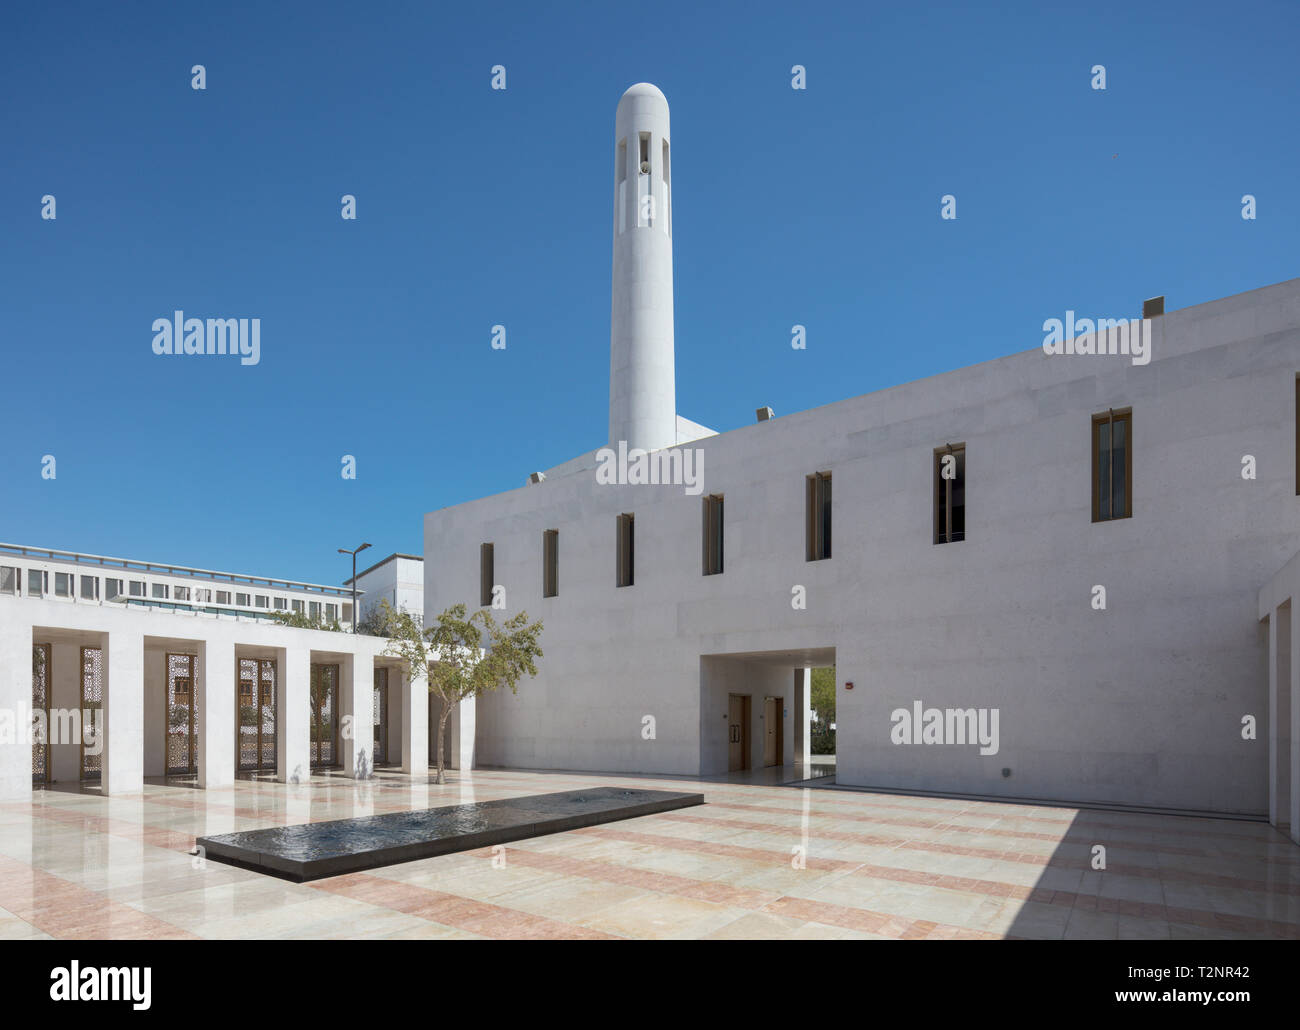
1, 0, 1296, 585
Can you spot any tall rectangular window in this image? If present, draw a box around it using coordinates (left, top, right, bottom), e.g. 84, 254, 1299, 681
0, 566, 18, 594
80, 575, 99, 600
702, 494, 724, 575
1092, 409, 1132, 522
28, 570, 45, 597
542, 530, 558, 598
54, 572, 72, 597
805, 472, 832, 561
152, 583, 168, 599
933, 444, 966, 544
104, 578, 122, 600
480, 543, 495, 607
616, 514, 635, 587
1294, 374, 1299, 495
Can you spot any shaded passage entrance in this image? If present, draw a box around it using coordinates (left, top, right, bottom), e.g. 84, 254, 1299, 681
701, 645, 834, 781
238, 658, 277, 773
309, 663, 339, 769
166, 653, 198, 775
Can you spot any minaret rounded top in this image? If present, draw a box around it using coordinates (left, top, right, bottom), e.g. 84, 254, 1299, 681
620, 82, 666, 102
615, 82, 669, 136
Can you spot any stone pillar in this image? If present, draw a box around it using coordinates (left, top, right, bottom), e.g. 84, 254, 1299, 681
1269, 607, 1282, 828
197, 640, 235, 790
793, 667, 812, 767
446, 696, 476, 771
401, 669, 428, 777
342, 650, 374, 779
50, 641, 81, 783
277, 645, 310, 784
103, 628, 144, 796
1290, 601, 1299, 845
1273, 604, 1293, 835
0, 611, 31, 800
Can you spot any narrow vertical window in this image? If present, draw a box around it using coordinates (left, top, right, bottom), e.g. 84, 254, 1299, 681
662, 138, 672, 236
638, 132, 650, 172
543, 529, 558, 598
1092, 409, 1132, 521
933, 444, 966, 544
616, 514, 635, 587
1294, 374, 1299, 495
805, 472, 832, 561
616, 138, 628, 236
702, 494, 724, 575
480, 542, 495, 607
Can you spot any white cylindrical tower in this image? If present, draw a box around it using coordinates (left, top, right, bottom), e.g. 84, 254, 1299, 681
609, 82, 676, 453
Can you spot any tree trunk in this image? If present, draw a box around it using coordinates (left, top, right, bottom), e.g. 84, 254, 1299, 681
435, 704, 452, 785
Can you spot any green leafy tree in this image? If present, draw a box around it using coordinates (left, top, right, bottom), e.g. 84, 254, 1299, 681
354, 604, 391, 637
267, 609, 343, 632
810, 666, 836, 755
377, 600, 542, 784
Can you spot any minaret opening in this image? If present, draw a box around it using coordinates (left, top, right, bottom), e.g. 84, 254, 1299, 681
639, 133, 650, 173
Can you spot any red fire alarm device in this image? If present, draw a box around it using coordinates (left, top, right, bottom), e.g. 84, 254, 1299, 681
844, 681, 854, 690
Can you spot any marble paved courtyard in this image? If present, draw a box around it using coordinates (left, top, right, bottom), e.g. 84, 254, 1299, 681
2, 769, 1299, 940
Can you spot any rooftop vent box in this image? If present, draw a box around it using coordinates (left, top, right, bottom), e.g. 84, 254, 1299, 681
1142, 296, 1165, 319
755, 406, 775, 422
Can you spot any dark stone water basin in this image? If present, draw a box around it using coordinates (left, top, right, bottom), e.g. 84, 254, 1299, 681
195, 786, 704, 882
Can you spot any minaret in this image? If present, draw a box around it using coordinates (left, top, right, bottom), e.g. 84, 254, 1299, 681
609, 83, 676, 453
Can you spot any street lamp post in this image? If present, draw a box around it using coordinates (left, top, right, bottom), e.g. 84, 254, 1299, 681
338, 542, 371, 633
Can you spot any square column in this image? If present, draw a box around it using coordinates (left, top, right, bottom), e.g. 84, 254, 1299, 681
401, 669, 428, 777
103, 629, 144, 796
1291, 601, 1299, 845
197, 640, 235, 789
276, 645, 310, 784
793, 667, 812, 767
442, 696, 475, 771
343, 651, 374, 779
0, 613, 31, 800
1269, 606, 1283, 827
